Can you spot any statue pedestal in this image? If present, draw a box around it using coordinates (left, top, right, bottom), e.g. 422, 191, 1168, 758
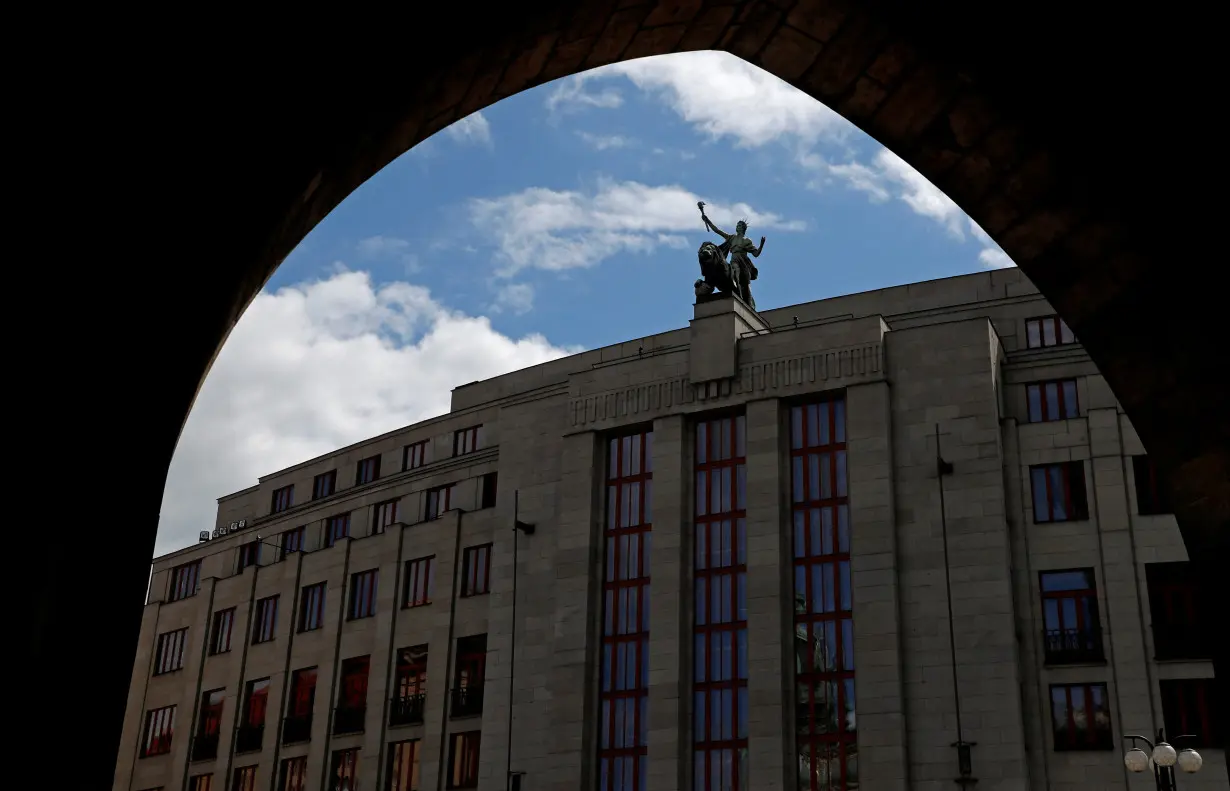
688, 294, 769, 387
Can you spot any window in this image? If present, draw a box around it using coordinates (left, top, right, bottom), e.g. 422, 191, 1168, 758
153, 627, 188, 675
271, 484, 294, 514
1160, 678, 1221, 748
209, 608, 235, 655
278, 757, 308, 791
392, 645, 429, 726
1039, 569, 1104, 664
231, 766, 257, 791
1146, 562, 1209, 660
237, 540, 260, 572
452, 635, 486, 718
140, 704, 176, 757
330, 749, 359, 791
388, 739, 422, 791
335, 656, 370, 735
425, 485, 454, 520
404, 440, 429, 470
348, 569, 379, 620
242, 678, 270, 728
299, 582, 326, 632
1049, 683, 1112, 750
193, 688, 224, 761
597, 429, 652, 791
1025, 314, 1076, 349
453, 425, 481, 456
326, 513, 351, 547
252, 596, 279, 644
168, 560, 201, 602
789, 401, 856, 791
189, 775, 213, 791
313, 470, 337, 500
1132, 456, 1172, 515
283, 667, 316, 744
281, 526, 305, 558
355, 454, 381, 486
403, 557, 435, 607
694, 415, 749, 791
1026, 379, 1079, 423
460, 545, 491, 597
1030, 461, 1089, 523
480, 472, 498, 509
373, 499, 399, 534
446, 732, 481, 789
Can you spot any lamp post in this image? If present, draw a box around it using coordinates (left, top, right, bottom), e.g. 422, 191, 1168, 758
1123, 728, 1203, 790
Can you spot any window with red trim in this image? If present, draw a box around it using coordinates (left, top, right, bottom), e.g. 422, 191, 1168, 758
329, 749, 359, 791
404, 440, 429, 470
1029, 461, 1089, 523
338, 656, 370, 710
252, 596, 279, 644
271, 484, 294, 514
299, 582, 326, 632
1132, 456, 1172, 515
446, 731, 481, 789
325, 513, 351, 547
1025, 315, 1076, 349
403, 556, 435, 607
140, 704, 176, 757
455, 635, 486, 689
348, 569, 379, 620
693, 414, 748, 791
242, 678, 270, 728
388, 739, 422, 791
1160, 678, 1221, 748
453, 425, 482, 457
1146, 562, 1210, 660
1049, 683, 1112, 750
460, 544, 491, 597
396, 645, 428, 698
287, 667, 316, 718
313, 470, 337, 500
597, 429, 652, 791
237, 540, 260, 572
1026, 379, 1079, 423
425, 485, 453, 520
356, 454, 380, 485
373, 499, 399, 534
231, 766, 257, 791
168, 560, 201, 602
281, 526, 305, 558
189, 774, 213, 791
153, 627, 188, 675
209, 608, 235, 655
278, 757, 308, 791
1039, 569, 1104, 664
198, 688, 225, 738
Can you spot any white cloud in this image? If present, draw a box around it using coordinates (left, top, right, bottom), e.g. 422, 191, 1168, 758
546, 75, 624, 114
578, 131, 633, 150
155, 270, 576, 556
445, 111, 493, 148
469, 179, 805, 277
490, 282, 536, 315
357, 235, 420, 275
978, 247, 1015, 269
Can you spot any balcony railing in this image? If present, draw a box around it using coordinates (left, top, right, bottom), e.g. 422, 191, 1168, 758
190, 732, 219, 762
1043, 627, 1105, 665
332, 705, 366, 736
450, 685, 484, 719
1152, 624, 1211, 661
389, 693, 427, 727
234, 723, 264, 754
281, 715, 312, 745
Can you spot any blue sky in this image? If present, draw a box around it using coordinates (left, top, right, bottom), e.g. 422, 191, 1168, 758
155, 52, 1013, 554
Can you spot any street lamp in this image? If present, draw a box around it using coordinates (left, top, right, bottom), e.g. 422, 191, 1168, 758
1123, 728, 1203, 790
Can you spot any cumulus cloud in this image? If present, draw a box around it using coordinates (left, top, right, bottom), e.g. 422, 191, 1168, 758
489, 282, 536, 315
469, 179, 805, 277
446, 111, 493, 148
155, 270, 576, 555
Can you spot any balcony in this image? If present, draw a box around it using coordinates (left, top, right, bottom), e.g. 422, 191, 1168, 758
190, 732, 219, 762
450, 685, 484, 719
234, 723, 264, 754
1152, 624, 1211, 661
389, 693, 426, 727
332, 705, 366, 735
1043, 627, 1105, 665
281, 715, 312, 745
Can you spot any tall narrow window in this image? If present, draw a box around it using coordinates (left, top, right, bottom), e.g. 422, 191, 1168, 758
426, 485, 454, 520
326, 513, 351, 547
1049, 683, 1113, 750
271, 484, 294, 514
231, 766, 257, 791
446, 732, 481, 789
189, 775, 214, 791
391, 645, 429, 727
209, 608, 235, 655
168, 560, 201, 602
281, 526, 305, 558
373, 499, 399, 534
1133, 456, 1172, 515
334, 656, 370, 735
1160, 678, 1221, 748
236, 540, 260, 572
388, 739, 422, 791
404, 440, 429, 470
348, 569, 379, 620
403, 556, 435, 607
693, 414, 748, 791
192, 688, 224, 762
597, 428, 652, 791
453, 425, 482, 456
460, 544, 491, 597
330, 749, 359, 791
153, 627, 188, 675
252, 596, 279, 644
283, 668, 316, 745
1030, 461, 1089, 523
237, 678, 269, 753
1146, 562, 1209, 660
140, 704, 176, 757
480, 472, 498, 509
278, 757, 308, 791
355, 454, 381, 485
452, 635, 487, 718
1026, 379, 1079, 422
1025, 315, 1076, 349
789, 400, 856, 791
1039, 569, 1104, 664
313, 470, 337, 500
298, 583, 326, 632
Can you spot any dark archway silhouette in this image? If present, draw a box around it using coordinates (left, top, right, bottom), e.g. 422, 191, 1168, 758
36, 1, 1223, 784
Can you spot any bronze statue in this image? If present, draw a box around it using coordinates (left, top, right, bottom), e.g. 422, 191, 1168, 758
695, 201, 766, 309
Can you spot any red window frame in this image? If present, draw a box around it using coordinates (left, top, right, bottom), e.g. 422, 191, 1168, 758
210, 608, 235, 655
198, 688, 225, 737
446, 731, 481, 789
1025, 314, 1076, 349
1049, 683, 1112, 750
299, 582, 326, 632
271, 484, 294, 514
237, 540, 260, 572
455, 635, 487, 689
1160, 678, 1221, 748
373, 499, 399, 534
403, 557, 435, 607
252, 596, 279, 644
356, 455, 381, 485
453, 425, 481, 456
388, 739, 422, 791
1026, 379, 1079, 423
231, 766, 257, 791
153, 627, 188, 675
460, 544, 491, 597
281, 526, 305, 558
1030, 461, 1089, 523
598, 429, 653, 791
348, 569, 379, 620
1146, 562, 1208, 660
325, 513, 351, 547
480, 472, 498, 509
338, 656, 371, 710
1039, 569, 1102, 661
404, 440, 429, 470
313, 470, 337, 500
168, 560, 201, 602
396, 645, 429, 698
330, 749, 359, 791
189, 774, 213, 791
287, 668, 317, 719
140, 704, 176, 757
693, 414, 748, 791
243, 678, 270, 728
426, 485, 454, 520
1132, 456, 1172, 515
279, 757, 308, 791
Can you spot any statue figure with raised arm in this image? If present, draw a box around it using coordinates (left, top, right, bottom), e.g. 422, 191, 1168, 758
695, 201, 766, 310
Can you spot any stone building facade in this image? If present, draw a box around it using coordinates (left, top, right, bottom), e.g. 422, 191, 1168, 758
114, 270, 1223, 791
